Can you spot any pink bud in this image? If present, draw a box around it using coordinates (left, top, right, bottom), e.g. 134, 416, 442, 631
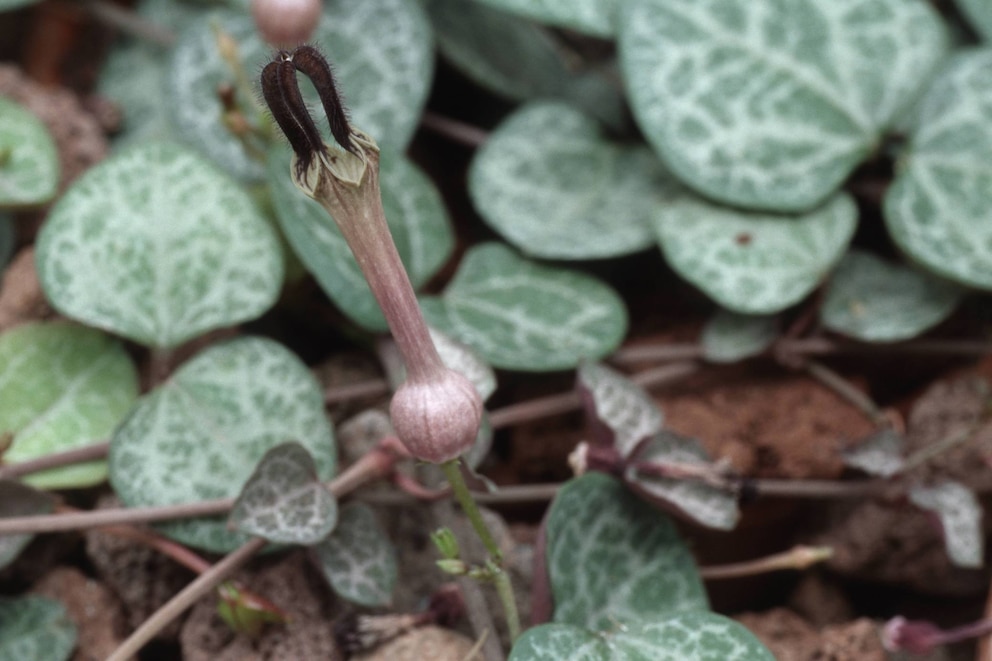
390, 369, 483, 464
882, 617, 942, 655
250, 0, 322, 47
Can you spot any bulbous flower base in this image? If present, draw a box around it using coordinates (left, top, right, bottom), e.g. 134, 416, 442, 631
390, 369, 483, 464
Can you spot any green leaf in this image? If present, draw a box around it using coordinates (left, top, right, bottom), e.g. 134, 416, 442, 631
577, 362, 663, 457
471, 0, 617, 37
469, 102, 669, 259
885, 50, 992, 290
99, 41, 174, 147
956, 0, 992, 41
626, 431, 740, 530
0, 481, 55, 570
0, 323, 138, 488
0, 97, 58, 208
510, 613, 775, 661
822, 249, 962, 342
270, 147, 453, 331
701, 310, 778, 363
546, 473, 708, 632
36, 141, 283, 348
0, 0, 42, 10
109, 337, 335, 552
228, 442, 337, 545
0, 213, 13, 268
0, 596, 76, 661
423, 243, 628, 371
619, 0, 947, 211
655, 192, 857, 314
909, 481, 984, 568
312, 503, 397, 607
841, 429, 905, 478
430, 327, 497, 402
168, 2, 433, 180
423, 0, 625, 128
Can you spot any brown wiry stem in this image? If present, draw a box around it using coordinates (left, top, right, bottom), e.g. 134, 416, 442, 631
700, 545, 833, 580
0, 441, 109, 480
420, 111, 489, 148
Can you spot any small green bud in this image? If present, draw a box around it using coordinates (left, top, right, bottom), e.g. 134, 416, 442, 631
431, 527, 460, 559
436, 559, 468, 576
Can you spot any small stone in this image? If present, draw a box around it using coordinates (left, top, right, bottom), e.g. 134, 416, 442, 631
32, 566, 125, 661
352, 626, 483, 661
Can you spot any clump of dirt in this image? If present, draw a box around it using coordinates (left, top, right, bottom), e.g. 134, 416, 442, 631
736, 608, 886, 661
0, 247, 52, 331
352, 626, 483, 661
32, 566, 124, 661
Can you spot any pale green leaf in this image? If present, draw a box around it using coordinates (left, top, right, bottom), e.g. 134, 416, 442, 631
626, 431, 740, 530
841, 429, 905, 478
546, 473, 708, 632
701, 310, 778, 363
822, 249, 962, 342
956, 0, 992, 41
509, 624, 606, 661
98, 41, 174, 147
577, 362, 663, 457
0, 323, 138, 488
109, 337, 335, 552
909, 481, 984, 568
0, 0, 41, 9
885, 50, 992, 290
36, 141, 283, 348
472, 0, 617, 37
469, 102, 669, 259
422, 243, 628, 371
655, 192, 857, 314
620, 0, 947, 211
229, 442, 337, 545
0, 481, 55, 570
168, 2, 433, 180
313, 503, 397, 607
0, 596, 76, 661
270, 148, 453, 330
0, 97, 58, 208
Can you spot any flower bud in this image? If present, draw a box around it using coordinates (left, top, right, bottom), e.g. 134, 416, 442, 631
390, 369, 483, 464
251, 0, 322, 47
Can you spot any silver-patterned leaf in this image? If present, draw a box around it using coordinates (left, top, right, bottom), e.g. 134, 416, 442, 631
546, 473, 708, 632
0, 596, 76, 661
701, 309, 778, 363
36, 142, 283, 348
471, 0, 617, 37
168, 2, 433, 180
655, 192, 857, 314
620, 0, 947, 211
0, 323, 138, 488
0, 481, 55, 570
109, 337, 336, 552
270, 147, 453, 331
431, 327, 497, 402
626, 431, 740, 530
909, 481, 984, 568
577, 362, 663, 457
956, 0, 992, 41
422, 243, 628, 371
229, 442, 337, 545
312, 503, 397, 607
841, 429, 905, 478
469, 102, 670, 259
885, 50, 992, 290
822, 249, 962, 342
0, 97, 58, 208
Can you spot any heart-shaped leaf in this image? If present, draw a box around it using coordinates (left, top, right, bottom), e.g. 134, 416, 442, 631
0, 323, 138, 488
546, 473, 708, 632
422, 243, 628, 371
0, 596, 76, 661
655, 192, 857, 314
885, 50, 992, 290
0, 97, 58, 208
909, 481, 984, 568
511, 613, 774, 661
626, 431, 740, 530
822, 249, 962, 342
701, 310, 778, 363
471, 0, 616, 37
577, 362, 663, 457
620, 0, 946, 211
312, 503, 397, 607
0, 481, 55, 570
109, 337, 335, 552
36, 141, 283, 348
956, 0, 992, 41
469, 102, 670, 259
0, 213, 13, 268
229, 442, 337, 545
841, 429, 905, 478
168, 2, 433, 180
270, 147, 453, 331
99, 41, 174, 147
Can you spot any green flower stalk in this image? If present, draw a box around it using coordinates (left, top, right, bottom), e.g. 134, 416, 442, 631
262, 47, 482, 464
